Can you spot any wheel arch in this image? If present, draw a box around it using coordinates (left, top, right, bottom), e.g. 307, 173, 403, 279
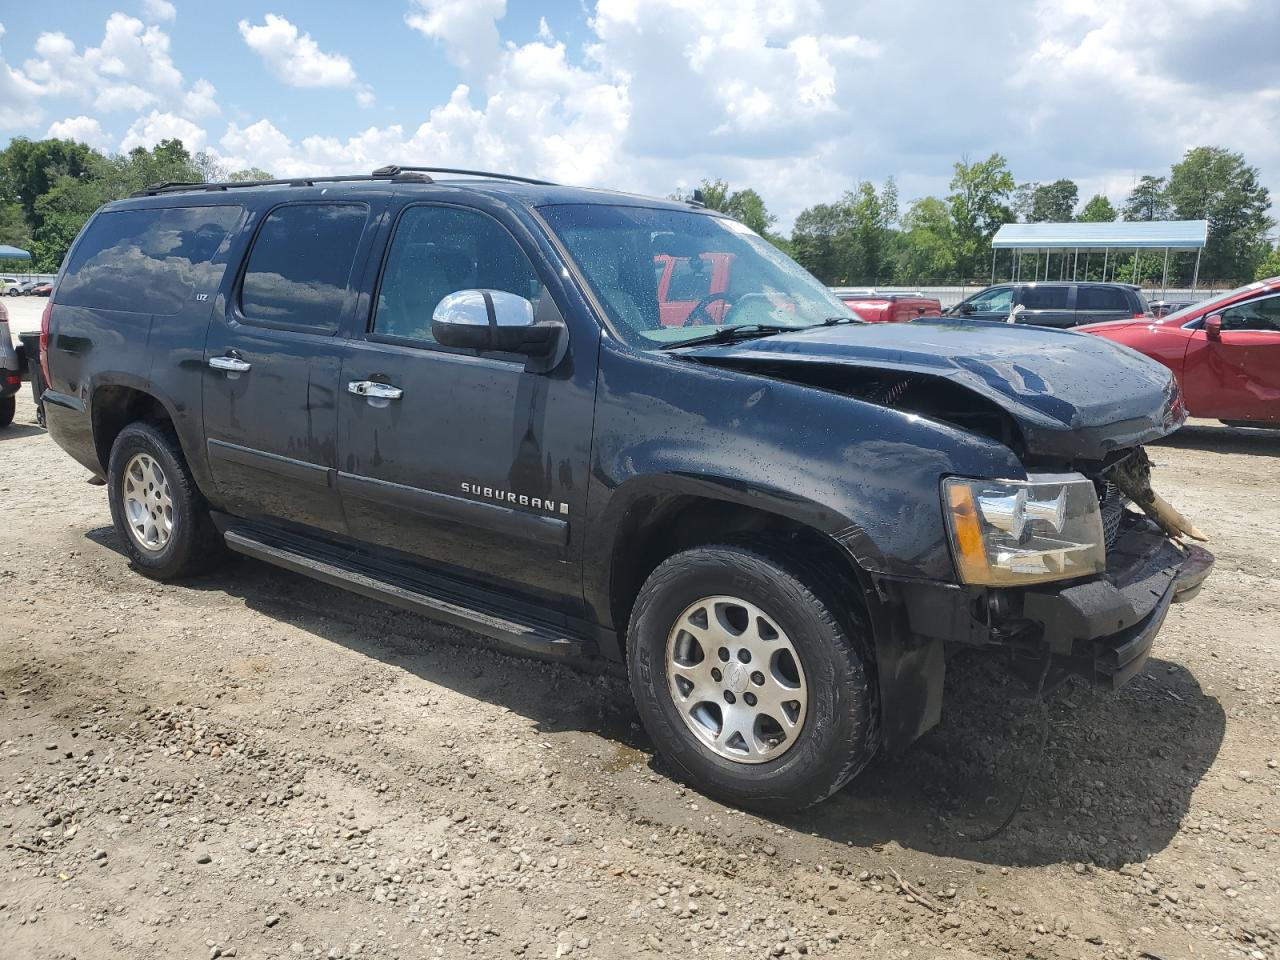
91, 382, 177, 473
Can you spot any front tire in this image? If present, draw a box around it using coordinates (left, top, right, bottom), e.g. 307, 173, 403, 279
628, 543, 878, 812
107, 421, 225, 579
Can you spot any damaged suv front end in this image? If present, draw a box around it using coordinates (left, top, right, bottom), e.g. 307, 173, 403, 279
540, 199, 1214, 760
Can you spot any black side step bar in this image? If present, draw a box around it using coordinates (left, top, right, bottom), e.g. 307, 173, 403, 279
222, 527, 594, 662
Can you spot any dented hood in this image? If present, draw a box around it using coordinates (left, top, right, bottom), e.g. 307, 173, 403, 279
678, 319, 1186, 459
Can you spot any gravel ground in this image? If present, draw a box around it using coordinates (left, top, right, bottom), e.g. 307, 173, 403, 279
2, 387, 1278, 960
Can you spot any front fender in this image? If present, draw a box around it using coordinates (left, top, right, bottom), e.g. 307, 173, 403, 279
584, 343, 1025, 609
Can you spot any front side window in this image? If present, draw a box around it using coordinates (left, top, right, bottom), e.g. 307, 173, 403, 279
373, 205, 544, 344
59, 205, 242, 315
1220, 294, 1280, 332
969, 287, 1013, 312
539, 204, 852, 347
240, 203, 368, 331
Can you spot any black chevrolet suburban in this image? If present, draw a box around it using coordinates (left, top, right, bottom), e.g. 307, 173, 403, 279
41, 168, 1213, 811
949, 281, 1152, 328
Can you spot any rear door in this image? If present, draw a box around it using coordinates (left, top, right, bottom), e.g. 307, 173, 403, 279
1182, 292, 1280, 421
1015, 284, 1075, 327
203, 199, 382, 535
334, 201, 597, 614
1076, 285, 1136, 325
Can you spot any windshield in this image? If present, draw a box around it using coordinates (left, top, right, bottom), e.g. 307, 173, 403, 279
1160, 280, 1269, 325
539, 204, 856, 347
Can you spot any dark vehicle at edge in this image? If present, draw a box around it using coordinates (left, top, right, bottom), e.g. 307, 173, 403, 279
39, 168, 1213, 811
950, 281, 1152, 328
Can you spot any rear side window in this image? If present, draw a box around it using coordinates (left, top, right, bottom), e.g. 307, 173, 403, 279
1078, 286, 1128, 311
1020, 285, 1070, 309
58, 205, 242, 315
240, 203, 369, 332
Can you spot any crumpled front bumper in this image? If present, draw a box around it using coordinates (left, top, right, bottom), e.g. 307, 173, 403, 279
1020, 517, 1214, 689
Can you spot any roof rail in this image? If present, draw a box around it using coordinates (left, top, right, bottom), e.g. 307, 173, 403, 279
372, 165, 557, 186
132, 171, 424, 197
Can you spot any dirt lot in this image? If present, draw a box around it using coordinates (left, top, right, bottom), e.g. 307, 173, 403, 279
2, 387, 1278, 960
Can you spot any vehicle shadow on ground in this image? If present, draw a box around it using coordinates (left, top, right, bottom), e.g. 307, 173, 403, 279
85, 527, 1226, 869
0, 421, 46, 441
1155, 422, 1280, 457
787, 651, 1224, 868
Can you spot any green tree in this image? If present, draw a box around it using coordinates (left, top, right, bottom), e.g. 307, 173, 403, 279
0, 137, 98, 231
1255, 246, 1280, 281
30, 173, 106, 271
228, 167, 274, 182
1122, 175, 1170, 221
846, 178, 898, 283
0, 202, 28, 248
791, 201, 852, 284
1077, 194, 1117, 222
893, 196, 954, 282
947, 154, 1015, 279
1166, 146, 1274, 281
1029, 179, 1079, 222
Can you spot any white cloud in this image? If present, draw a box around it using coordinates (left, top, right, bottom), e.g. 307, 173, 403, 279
3, 1, 1279, 233
19, 13, 218, 121
140, 0, 176, 23
46, 115, 113, 150
120, 110, 208, 153
238, 14, 371, 107
0, 23, 44, 129
406, 0, 505, 73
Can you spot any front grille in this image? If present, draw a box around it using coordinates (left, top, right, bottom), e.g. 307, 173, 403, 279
1099, 481, 1126, 549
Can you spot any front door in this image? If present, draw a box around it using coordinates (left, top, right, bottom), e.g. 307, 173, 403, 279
203, 200, 379, 534
334, 202, 597, 614
957, 285, 1014, 320
1182, 292, 1280, 421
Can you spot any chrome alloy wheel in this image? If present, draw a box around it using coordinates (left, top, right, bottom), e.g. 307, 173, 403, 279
121, 453, 174, 552
665, 596, 808, 764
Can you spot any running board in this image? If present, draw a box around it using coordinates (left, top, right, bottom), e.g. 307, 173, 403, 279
222, 527, 594, 661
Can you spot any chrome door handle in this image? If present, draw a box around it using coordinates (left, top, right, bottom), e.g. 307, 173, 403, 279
348, 380, 404, 401
209, 355, 252, 373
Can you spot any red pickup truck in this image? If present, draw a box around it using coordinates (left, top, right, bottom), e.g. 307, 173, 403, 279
836, 290, 943, 323
655, 256, 942, 327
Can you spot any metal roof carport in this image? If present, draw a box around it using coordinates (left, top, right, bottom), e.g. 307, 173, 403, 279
990, 220, 1209, 297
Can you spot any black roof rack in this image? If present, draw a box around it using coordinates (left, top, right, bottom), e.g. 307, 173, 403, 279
372, 165, 557, 186
133, 165, 555, 197
132, 171, 427, 197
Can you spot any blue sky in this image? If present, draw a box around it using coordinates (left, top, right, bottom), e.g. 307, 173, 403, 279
2, 1, 1278, 230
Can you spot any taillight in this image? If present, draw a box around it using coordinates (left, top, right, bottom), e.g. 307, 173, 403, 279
39, 299, 52, 386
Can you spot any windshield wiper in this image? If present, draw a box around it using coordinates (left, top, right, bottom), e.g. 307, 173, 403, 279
821, 315, 866, 326
659, 323, 798, 350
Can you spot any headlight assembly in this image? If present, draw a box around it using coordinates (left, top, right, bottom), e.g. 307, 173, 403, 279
943, 473, 1106, 586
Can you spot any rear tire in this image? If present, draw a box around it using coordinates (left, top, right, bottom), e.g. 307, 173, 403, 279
0, 395, 14, 427
628, 543, 878, 813
107, 421, 225, 580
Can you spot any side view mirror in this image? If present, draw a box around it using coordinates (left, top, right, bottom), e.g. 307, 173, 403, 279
432, 289, 567, 372
1204, 314, 1223, 342
956, 302, 974, 315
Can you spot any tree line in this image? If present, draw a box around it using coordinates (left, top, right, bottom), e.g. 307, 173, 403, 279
1, 135, 1275, 285
0, 137, 270, 272
692, 146, 1276, 287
